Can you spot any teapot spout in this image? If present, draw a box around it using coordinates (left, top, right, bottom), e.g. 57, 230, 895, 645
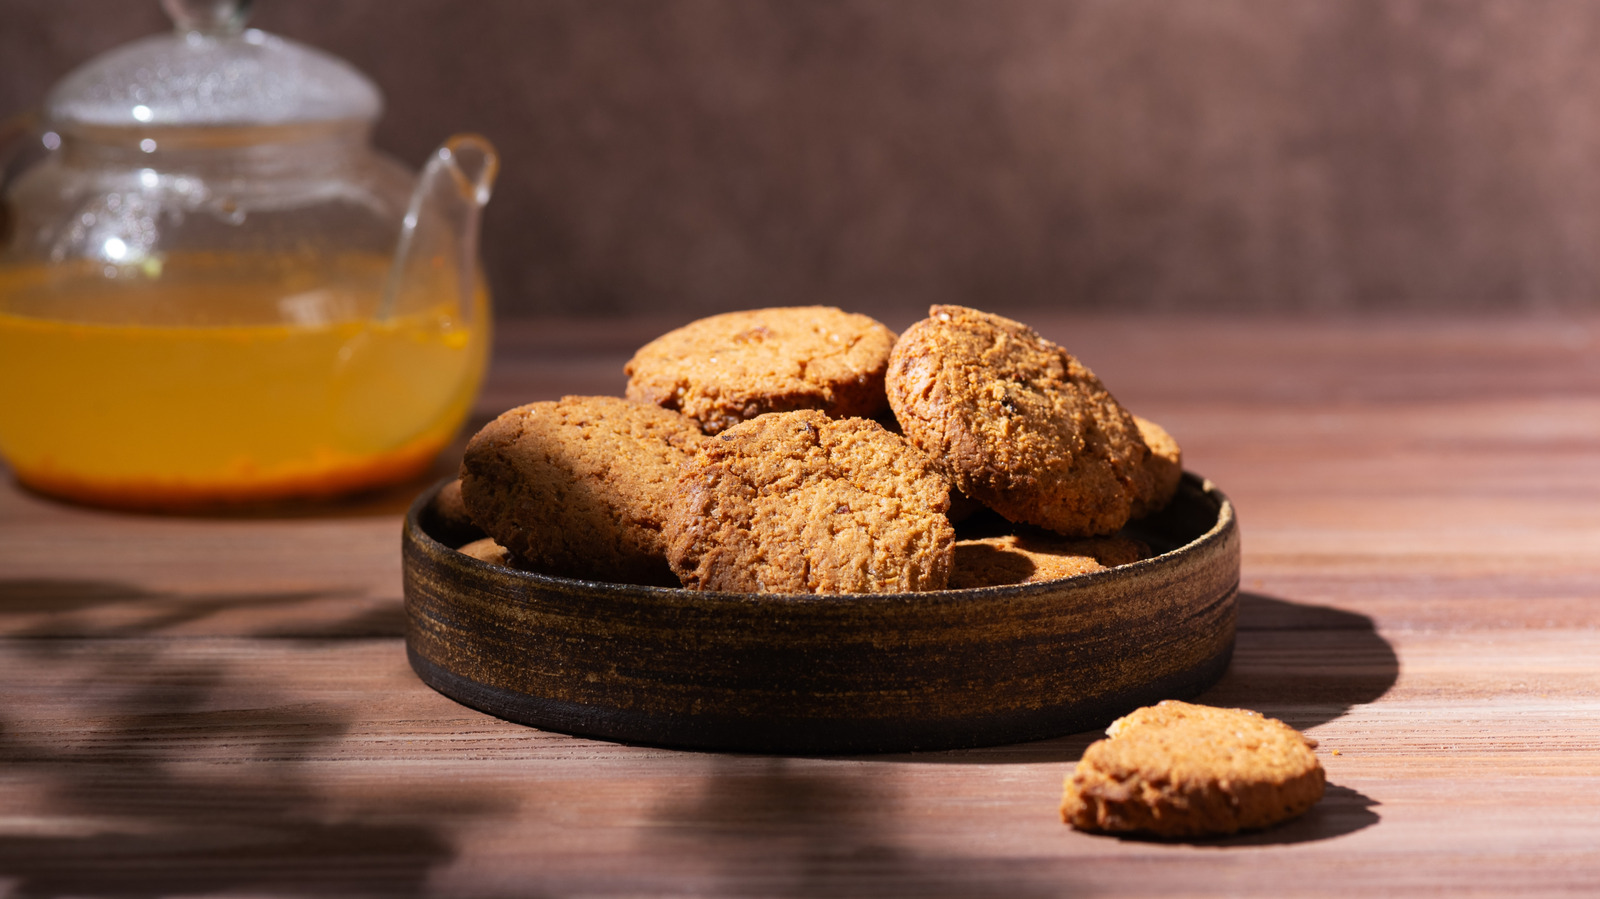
379, 134, 498, 323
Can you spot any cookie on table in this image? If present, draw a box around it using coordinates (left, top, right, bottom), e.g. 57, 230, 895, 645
885, 305, 1159, 536
1130, 415, 1183, 519
664, 410, 954, 593
947, 533, 1148, 589
1060, 700, 1326, 838
625, 306, 897, 434
460, 396, 707, 586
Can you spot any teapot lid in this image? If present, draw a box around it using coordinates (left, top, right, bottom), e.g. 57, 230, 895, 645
45, 0, 382, 129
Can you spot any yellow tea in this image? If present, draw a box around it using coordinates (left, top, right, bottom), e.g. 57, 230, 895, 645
0, 254, 487, 508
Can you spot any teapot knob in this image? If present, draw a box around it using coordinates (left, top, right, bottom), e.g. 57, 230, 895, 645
161, 0, 252, 35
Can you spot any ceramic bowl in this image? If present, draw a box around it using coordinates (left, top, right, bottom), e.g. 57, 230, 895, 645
402, 472, 1238, 754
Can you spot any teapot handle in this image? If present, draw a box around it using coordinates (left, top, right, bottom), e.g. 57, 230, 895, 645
378, 134, 498, 327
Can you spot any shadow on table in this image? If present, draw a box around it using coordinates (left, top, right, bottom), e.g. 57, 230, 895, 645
1073, 782, 1380, 849
1182, 783, 1381, 847
1192, 590, 1401, 732
884, 591, 1399, 766
846, 590, 1396, 848
0, 586, 511, 898
643, 756, 1069, 898
0, 578, 406, 638
643, 761, 1379, 897
627, 591, 1395, 892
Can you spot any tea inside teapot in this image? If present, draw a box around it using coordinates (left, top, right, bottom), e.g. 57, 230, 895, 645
0, 252, 486, 508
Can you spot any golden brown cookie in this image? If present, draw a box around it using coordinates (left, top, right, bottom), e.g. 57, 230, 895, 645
948, 533, 1147, 589
625, 307, 897, 434
664, 410, 954, 593
460, 396, 707, 586
1061, 700, 1326, 838
433, 479, 473, 531
885, 305, 1158, 536
1130, 415, 1183, 519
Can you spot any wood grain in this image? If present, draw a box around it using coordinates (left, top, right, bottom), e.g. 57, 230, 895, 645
2, 313, 1598, 897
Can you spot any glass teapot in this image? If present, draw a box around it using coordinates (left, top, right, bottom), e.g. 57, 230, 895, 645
0, 0, 497, 510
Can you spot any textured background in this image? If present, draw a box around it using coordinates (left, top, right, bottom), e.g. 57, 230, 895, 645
6, 0, 1600, 318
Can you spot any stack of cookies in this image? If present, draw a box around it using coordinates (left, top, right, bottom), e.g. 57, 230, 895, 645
451, 305, 1184, 594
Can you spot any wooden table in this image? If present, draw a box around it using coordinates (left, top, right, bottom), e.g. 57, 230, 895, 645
2, 313, 1598, 897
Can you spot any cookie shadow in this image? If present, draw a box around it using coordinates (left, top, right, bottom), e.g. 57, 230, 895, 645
1098, 782, 1381, 847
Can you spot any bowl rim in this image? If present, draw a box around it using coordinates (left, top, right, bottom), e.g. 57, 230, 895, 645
405, 470, 1235, 602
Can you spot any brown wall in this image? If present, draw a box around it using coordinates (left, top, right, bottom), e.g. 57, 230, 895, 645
6, 0, 1600, 317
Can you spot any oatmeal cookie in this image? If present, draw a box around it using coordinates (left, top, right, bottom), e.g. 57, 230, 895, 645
433, 478, 473, 531
948, 533, 1147, 589
1130, 415, 1183, 519
1061, 700, 1326, 838
664, 410, 954, 593
625, 307, 896, 434
885, 305, 1158, 536
428, 478, 486, 547
460, 396, 706, 586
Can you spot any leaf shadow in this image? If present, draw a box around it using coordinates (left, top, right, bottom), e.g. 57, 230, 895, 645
0, 578, 405, 639
0, 591, 512, 897
641, 757, 1074, 898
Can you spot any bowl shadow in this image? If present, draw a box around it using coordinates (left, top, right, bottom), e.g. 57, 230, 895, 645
883, 589, 1398, 766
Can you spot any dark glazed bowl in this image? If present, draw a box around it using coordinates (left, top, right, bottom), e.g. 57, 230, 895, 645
403, 472, 1238, 754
